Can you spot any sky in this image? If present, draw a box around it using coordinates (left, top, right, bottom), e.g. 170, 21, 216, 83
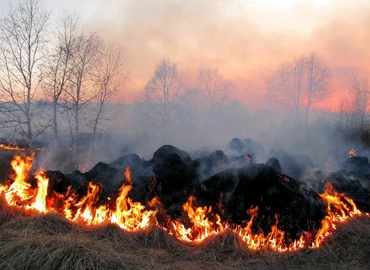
1, 0, 369, 111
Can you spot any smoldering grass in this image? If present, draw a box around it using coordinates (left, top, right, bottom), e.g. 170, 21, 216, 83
0, 202, 368, 270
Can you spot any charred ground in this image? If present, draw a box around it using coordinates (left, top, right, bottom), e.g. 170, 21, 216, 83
0, 138, 370, 269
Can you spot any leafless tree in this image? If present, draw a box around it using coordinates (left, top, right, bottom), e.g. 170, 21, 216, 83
304, 52, 331, 126
43, 12, 79, 146
178, 88, 203, 130
198, 67, 232, 113
266, 52, 331, 126
266, 57, 306, 125
137, 58, 184, 143
0, 0, 50, 149
64, 32, 101, 149
348, 73, 370, 130
87, 42, 128, 142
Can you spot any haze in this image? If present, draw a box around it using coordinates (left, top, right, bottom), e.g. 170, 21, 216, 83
1, 0, 366, 110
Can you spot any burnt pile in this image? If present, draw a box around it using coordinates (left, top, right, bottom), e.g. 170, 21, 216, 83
1, 137, 369, 250
31, 138, 369, 245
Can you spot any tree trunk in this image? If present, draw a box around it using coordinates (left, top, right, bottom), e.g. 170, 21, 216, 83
27, 115, 33, 150
74, 106, 79, 152
295, 103, 300, 126
92, 119, 98, 142
305, 102, 311, 127
53, 100, 61, 145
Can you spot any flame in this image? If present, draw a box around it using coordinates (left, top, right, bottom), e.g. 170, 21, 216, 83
312, 182, 361, 248
61, 167, 157, 230
0, 154, 367, 252
0, 143, 45, 151
0, 156, 156, 231
31, 172, 49, 213
111, 167, 157, 230
235, 207, 305, 252
167, 196, 226, 242
3, 154, 34, 205
349, 148, 357, 158
0, 143, 27, 151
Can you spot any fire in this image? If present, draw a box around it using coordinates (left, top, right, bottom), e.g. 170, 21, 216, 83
1, 154, 49, 213
0, 143, 45, 151
3, 154, 34, 205
111, 167, 157, 230
62, 167, 157, 230
235, 207, 305, 252
32, 172, 49, 213
349, 148, 357, 158
0, 143, 27, 151
0, 155, 156, 231
0, 154, 367, 252
167, 196, 226, 242
312, 182, 361, 248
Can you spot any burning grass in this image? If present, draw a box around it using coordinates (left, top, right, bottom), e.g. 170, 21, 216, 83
0, 204, 369, 270
0, 152, 370, 268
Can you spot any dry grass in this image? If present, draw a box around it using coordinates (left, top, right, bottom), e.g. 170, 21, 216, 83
0, 197, 369, 270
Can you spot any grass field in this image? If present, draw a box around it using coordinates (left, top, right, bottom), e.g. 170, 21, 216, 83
0, 198, 369, 270
0, 148, 369, 269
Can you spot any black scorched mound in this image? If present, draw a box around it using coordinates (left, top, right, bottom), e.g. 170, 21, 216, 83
32, 143, 370, 243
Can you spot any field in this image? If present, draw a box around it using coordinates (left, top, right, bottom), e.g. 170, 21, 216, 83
0, 149, 370, 269
0, 197, 369, 270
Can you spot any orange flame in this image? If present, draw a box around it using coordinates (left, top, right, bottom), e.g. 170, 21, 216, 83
0, 154, 367, 252
0, 143, 45, 151
4, 154, 34, 205
111, 167, 157, 230
0, 143, 27, 151
349, 149, 357, 158
312, 182, 361, 248
31, 172, 49, 213
167, 196, 226, 242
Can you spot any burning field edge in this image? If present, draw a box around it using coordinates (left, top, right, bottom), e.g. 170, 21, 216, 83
0, 149, 370, 269
0, 200, 369, 270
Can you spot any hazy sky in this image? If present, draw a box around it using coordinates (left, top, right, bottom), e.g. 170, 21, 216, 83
1, 0, 369, 110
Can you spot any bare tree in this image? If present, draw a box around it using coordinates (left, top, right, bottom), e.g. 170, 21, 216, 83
266, 52, 331, 126
198, 67, 232, 113
266, 56, 306, 125
304, 52, 331, 126
64, 32, 101, 149
178, 88, 202, 130
87, 42, 128, 142
43, 12, 79, 146
137, 58, 184, 143
349, 73, 370, 130
0, 0, 50, 148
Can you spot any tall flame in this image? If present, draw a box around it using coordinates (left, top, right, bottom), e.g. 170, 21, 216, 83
4, 154, 34, 205
31, 172, 49, 213
167, 196, 226, 242
111, 167, 157, 230
0, 154, 366, 252
312, 182, 361, 248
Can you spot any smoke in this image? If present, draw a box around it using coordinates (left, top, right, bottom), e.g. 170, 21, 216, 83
3, 0, 369, 175
66, 0, 370, 109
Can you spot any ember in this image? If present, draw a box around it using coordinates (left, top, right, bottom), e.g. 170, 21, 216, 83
0, 144, 369, 252
0, 143, 45, 151
349, 148, 357, 158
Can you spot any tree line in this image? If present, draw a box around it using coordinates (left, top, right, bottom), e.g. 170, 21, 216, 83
0, 0, 126, 150
0, 0, 368, 151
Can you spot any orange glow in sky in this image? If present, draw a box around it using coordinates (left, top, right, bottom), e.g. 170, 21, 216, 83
8, 0, 368, 111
